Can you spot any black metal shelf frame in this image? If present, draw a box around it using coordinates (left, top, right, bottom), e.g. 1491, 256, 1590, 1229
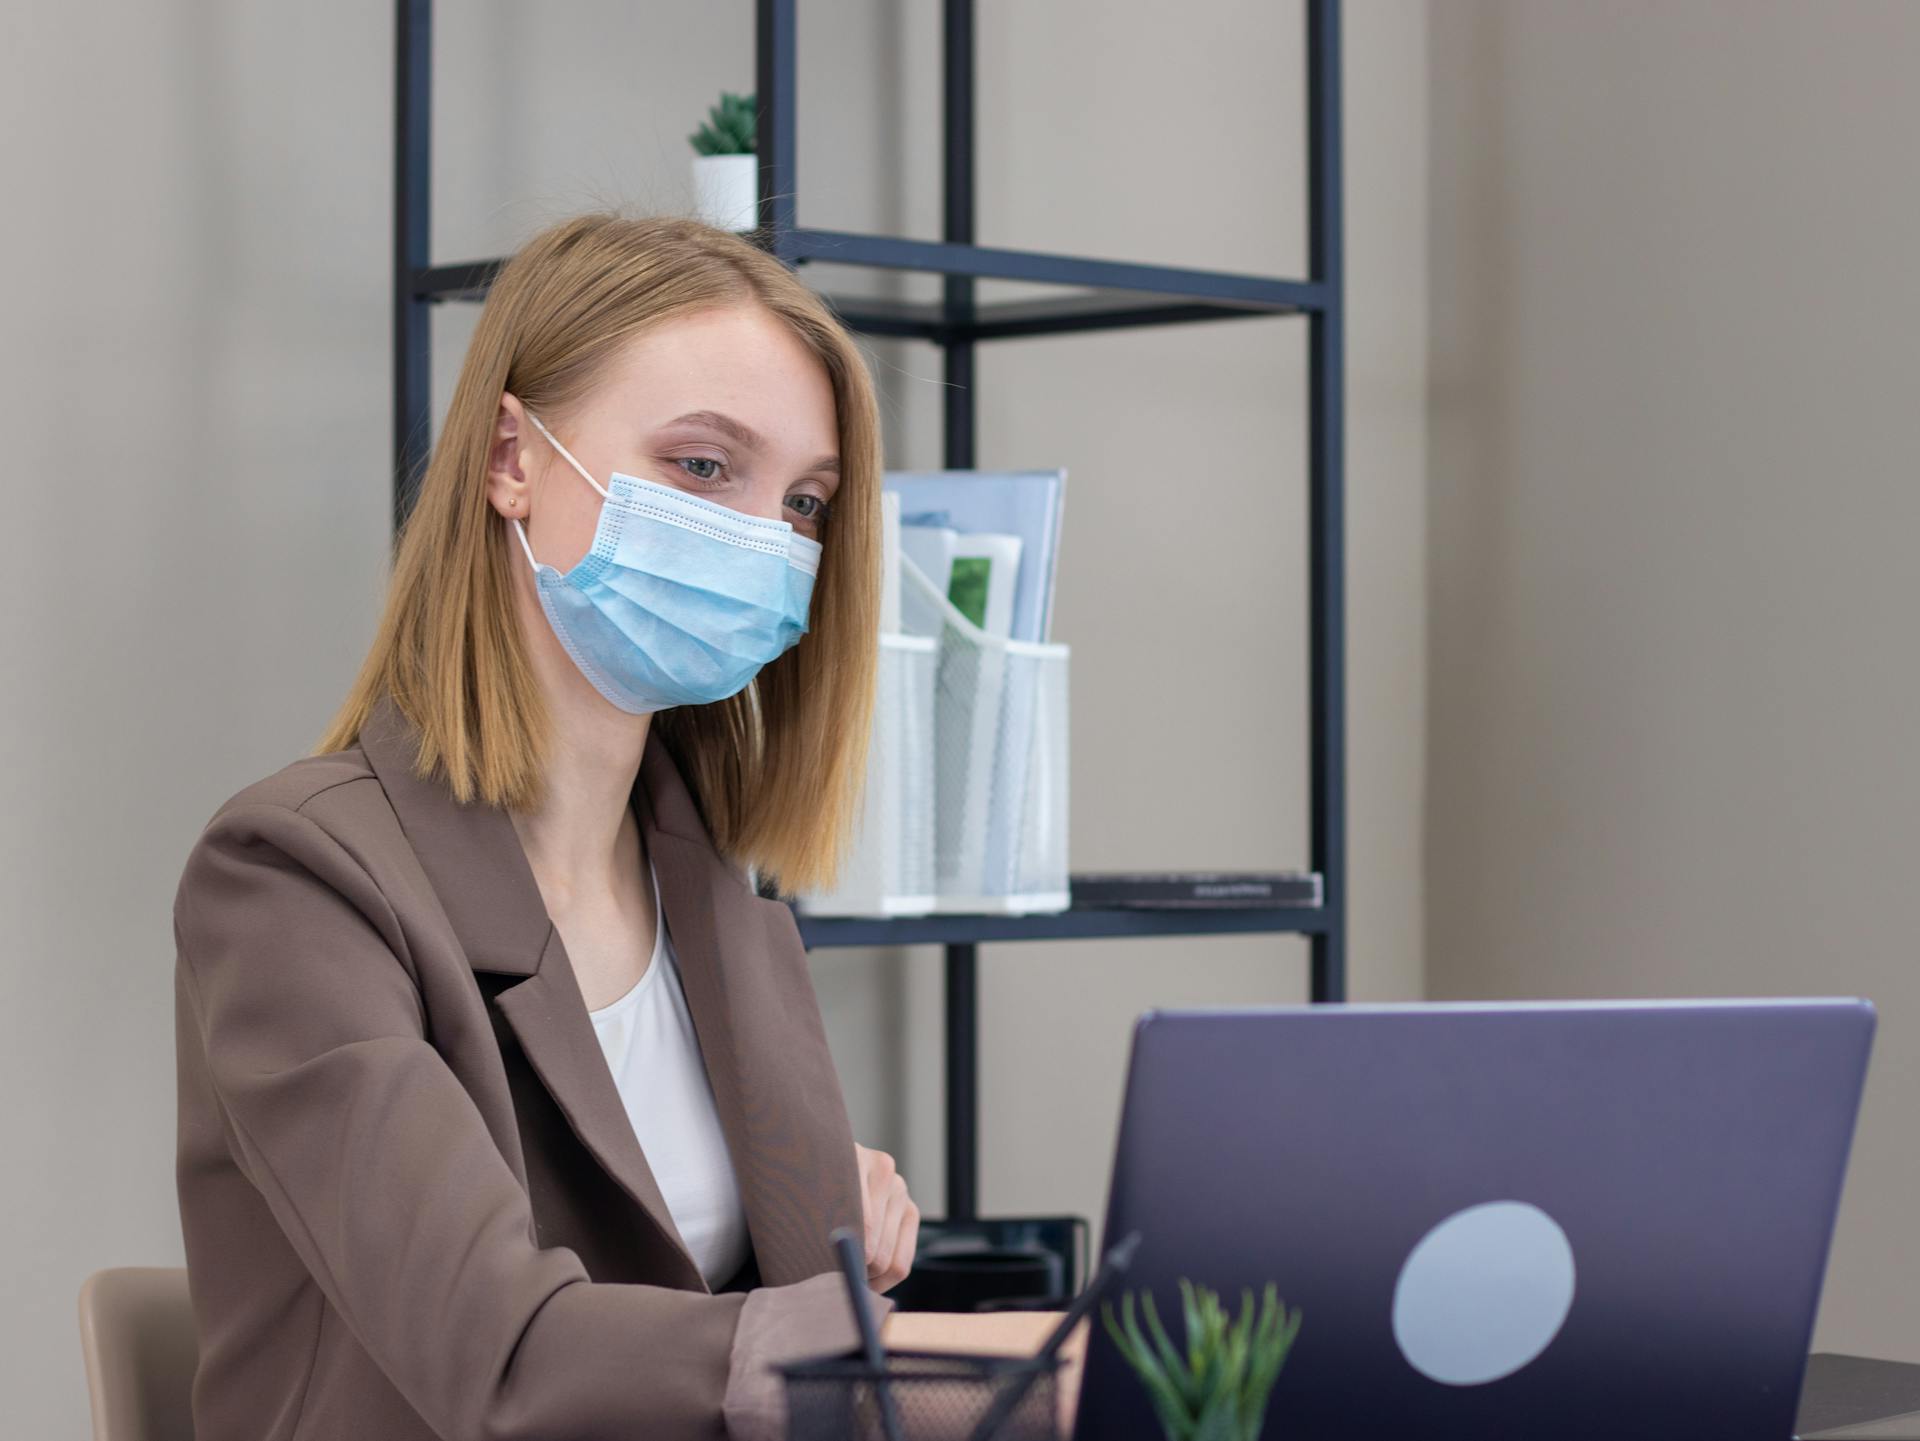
415, 235, 1321, 342
391, 0, 1346, 1232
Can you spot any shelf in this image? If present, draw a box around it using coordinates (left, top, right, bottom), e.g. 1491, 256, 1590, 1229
793, 903, 1329, 950
410, 229, 1321, 344
781, 228, 1323, 311
813, 288, 1298, 344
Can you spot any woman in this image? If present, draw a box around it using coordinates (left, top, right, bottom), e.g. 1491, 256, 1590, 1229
172, 213, 1077, 1441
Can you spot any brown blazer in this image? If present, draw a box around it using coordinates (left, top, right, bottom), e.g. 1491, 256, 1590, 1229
172, 692, 894, 1441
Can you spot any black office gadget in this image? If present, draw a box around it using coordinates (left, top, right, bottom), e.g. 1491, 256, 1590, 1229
1069, 1000, 1875, 1441
1067, 871, 1323, 909
1798, 1354, 1920, 1438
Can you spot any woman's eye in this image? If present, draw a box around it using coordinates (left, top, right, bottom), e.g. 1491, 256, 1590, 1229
676, 457, 725, 483
788, 494, 829, 522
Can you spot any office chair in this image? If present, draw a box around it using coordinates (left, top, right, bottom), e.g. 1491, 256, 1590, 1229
77, 1267, 197, 1441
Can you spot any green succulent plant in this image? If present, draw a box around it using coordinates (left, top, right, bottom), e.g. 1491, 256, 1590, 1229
1101, 1278, 1303, 1441
689, 90, 757, 156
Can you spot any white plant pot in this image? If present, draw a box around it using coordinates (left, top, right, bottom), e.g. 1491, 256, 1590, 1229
692, 153, 760, 232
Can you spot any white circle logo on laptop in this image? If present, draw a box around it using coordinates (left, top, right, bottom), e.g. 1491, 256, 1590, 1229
1391, 1200, 1576, 1386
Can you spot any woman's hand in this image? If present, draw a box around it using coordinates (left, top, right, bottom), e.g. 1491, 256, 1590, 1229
855, 1142, 920, 1291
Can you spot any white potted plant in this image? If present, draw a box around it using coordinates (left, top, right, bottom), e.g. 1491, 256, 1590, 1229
689, 90, 759, 232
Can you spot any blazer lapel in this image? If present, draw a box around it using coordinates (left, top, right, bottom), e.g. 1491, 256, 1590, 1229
358, 693, 705, 1291
357, 693, 859, 1296
636, 731, 866, 1289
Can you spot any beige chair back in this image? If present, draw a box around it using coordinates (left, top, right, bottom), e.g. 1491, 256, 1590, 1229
77, 1267, 197, 1441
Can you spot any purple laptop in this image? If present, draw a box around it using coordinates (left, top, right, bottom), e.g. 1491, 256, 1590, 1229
1071, 1000, 1874, 1441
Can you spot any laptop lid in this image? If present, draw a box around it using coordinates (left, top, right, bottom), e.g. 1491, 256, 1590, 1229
1072, 1000, 1874, 1441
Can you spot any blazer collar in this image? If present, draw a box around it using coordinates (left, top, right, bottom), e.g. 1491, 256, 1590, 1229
356, 692, 849, 1292
356, 692, 734, 976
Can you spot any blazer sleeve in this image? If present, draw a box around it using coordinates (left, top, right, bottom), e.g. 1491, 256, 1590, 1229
173, 800, 890, 1441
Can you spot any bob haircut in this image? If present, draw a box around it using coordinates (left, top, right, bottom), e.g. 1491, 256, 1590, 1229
316, 212, 881, 897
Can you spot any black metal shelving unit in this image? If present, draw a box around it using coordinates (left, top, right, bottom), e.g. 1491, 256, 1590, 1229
393, 0, 1344, 1288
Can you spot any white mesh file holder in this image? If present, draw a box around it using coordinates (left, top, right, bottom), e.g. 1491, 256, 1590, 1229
899, 554, 1070, 914
794, 632, 938, 917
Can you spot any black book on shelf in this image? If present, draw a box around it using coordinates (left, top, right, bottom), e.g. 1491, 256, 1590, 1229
1069, 871, 1323, 910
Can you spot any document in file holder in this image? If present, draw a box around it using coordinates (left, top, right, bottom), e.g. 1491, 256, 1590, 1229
899, 552, 1069, 914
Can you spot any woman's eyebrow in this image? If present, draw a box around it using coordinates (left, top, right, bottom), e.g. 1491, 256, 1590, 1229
665, 410, 839, 475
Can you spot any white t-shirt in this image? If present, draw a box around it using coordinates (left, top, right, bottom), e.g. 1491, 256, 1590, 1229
585, 859, 751, 1289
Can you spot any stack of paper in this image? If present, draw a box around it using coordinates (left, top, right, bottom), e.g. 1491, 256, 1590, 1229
884, 469, 1071, 910
884, 469, 1067, 644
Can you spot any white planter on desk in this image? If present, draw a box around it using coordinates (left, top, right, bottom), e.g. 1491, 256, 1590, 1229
692, 154, 758, 231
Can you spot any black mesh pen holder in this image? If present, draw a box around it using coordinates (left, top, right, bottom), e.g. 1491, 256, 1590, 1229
781, 1347, 1062, 1441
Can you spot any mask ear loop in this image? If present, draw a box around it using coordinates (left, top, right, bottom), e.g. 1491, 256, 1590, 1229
525, 411, 612, 499
509, 513, 541, 571
512, 409, 614, 571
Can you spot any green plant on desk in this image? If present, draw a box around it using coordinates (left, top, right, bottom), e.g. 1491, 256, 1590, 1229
1101, 1279, 1303, 1441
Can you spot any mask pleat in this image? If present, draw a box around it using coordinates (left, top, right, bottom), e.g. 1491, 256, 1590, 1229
519, 443, 816, 714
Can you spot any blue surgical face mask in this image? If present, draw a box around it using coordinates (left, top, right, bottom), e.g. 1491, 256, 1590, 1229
512, 411, 823, 713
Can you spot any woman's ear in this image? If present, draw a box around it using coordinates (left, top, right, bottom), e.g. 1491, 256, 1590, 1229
485, 393, 531, 519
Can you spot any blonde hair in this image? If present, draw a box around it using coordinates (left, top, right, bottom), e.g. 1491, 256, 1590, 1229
316, 213, 881, 896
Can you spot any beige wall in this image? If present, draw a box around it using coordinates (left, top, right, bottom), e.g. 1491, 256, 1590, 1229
1, 2, 1427, 1434
1427, 0, 1920, 1356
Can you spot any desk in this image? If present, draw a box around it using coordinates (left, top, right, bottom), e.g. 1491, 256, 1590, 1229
1067, 1350, 1920, 1439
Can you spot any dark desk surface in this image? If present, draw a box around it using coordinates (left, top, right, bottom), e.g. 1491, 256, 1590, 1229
1799, 1354, 1920, 1439
1069, 1351, 1920, 1439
